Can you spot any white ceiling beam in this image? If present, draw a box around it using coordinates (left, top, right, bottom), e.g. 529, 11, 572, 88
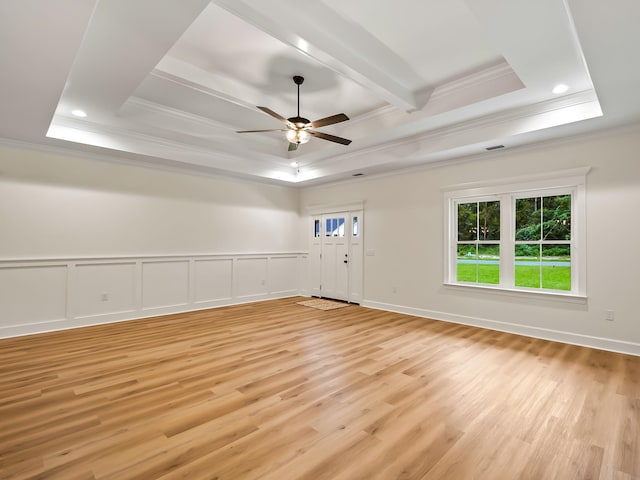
153, 57, 270, 113
212, 0, 423, 112
57, 0, 210, 119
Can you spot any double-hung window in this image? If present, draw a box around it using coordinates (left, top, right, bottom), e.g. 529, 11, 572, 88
444, 168, 588, 297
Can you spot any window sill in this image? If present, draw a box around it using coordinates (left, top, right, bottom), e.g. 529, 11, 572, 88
442, 282, 588, 304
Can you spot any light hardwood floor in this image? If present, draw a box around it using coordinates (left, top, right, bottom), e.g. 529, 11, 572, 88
0, 297, 638, 479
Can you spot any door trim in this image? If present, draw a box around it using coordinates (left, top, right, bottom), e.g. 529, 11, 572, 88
305, 202, 364, 216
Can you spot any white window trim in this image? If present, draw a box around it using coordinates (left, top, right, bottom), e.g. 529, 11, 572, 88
443, 167, 589, 298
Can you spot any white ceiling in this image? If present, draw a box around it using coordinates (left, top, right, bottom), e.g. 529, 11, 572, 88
1, 0, 639, 186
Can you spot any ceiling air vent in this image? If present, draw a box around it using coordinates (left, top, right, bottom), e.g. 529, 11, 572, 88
486, 145, 505, 151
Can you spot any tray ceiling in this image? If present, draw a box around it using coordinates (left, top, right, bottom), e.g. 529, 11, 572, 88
1, 0, 639, 185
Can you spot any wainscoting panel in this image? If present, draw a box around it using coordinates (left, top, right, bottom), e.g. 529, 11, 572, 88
142, 260, 190, 310
0, 264, 67, 329
236, 257, 269, 299
74, 262, 137, 318
0, 252, 306, 338
298, 254, 310, 297
194, 258, 233, 303
269, 256, 299, 295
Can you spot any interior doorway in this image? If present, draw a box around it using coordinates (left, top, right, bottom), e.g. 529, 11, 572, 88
309, 209, 363, 303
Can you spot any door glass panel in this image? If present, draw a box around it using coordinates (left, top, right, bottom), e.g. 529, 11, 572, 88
325, 219, 332, 237
314, 219, 320, 238
338, 217, 345, 237
353, 216, 359, 237
332, 218, 338, 236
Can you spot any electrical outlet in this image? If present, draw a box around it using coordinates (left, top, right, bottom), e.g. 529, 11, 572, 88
101, 292, 109, 302
605, 310, 615, 321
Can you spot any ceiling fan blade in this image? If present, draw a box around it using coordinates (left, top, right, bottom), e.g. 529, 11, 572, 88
309, 130, 352, 145
257, 106, 292, 126
310, 113, 349, 128
236, 129, 284, 133
288, 142, 298, 151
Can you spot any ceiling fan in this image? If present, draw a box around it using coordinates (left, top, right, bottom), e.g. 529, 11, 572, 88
237, 75, 352, 151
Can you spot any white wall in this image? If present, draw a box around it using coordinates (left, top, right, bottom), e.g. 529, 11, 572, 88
300, 125, 640, 355
0, 143, 304, 336
0, 144, 302, 257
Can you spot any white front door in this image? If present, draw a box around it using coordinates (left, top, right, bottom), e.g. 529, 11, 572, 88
321, 213, 349, 301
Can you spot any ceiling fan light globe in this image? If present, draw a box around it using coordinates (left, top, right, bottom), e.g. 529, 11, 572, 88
286, 129, 310, 144
285, 129, 296, 143
298, 130, 310, 144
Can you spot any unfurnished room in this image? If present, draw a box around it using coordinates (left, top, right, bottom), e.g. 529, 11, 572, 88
1, 1, 639, 479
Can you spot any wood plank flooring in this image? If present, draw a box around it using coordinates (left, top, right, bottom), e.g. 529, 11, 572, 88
0, 297, 639, 479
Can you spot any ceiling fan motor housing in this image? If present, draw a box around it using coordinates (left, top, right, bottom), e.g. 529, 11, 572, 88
288, 116, 311, 128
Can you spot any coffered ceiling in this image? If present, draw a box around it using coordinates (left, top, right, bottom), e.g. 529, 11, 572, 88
1, 0, 639, 185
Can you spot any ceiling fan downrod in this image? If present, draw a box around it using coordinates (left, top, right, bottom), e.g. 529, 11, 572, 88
291, 75, 307, 126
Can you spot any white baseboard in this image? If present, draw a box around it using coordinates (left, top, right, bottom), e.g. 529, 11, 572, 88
361, 300, 640, 357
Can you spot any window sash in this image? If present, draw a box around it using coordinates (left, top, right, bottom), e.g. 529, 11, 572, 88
444, 170, 586, 297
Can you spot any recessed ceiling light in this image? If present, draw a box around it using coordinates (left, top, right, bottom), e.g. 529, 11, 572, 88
71, 109, 87, 118
552, 84, 569, 94
291, 161, 298, 167
296, 38, 309, 53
